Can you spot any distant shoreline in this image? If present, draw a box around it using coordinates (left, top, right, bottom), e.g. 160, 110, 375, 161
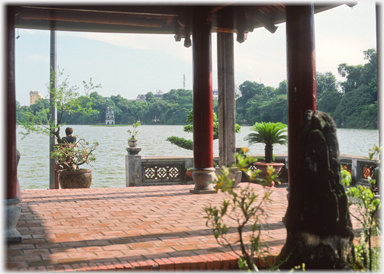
90, 124, 129, 127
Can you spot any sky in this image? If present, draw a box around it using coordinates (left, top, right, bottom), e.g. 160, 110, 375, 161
11, 1, 378, 106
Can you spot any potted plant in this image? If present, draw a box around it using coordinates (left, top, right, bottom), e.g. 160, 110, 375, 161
244, 122, 288, 187
127, 121, 140, 147
51, 137, 99, 188
186, 167, 194, 179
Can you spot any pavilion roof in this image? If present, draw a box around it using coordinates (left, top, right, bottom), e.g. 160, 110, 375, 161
12, 3, 353, 39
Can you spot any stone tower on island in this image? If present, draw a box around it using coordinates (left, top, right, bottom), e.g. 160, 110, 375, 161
105, 107, 115, 125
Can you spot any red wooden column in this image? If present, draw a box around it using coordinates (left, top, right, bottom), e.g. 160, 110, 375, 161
6, 6, 18, 200
6, 5, 22, 244
190, 7, 216, 194
286, 5, 317, 188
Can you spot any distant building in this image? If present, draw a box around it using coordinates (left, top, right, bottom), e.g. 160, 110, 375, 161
154, 90, 163, 99
212, 89, 218, 98
29, 90, 44, 105
105, 107, 115, 125
136, 94, 146, 102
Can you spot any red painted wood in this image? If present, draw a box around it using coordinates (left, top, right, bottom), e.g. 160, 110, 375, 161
7, 6, 18, 200
192, 7, 213, 169
286, 5, 317, 186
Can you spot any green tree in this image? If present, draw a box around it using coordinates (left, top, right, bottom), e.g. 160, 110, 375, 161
316, 72, 338, 100
333, 49, 377, 128
112, 106, 123, 124
143, 99, 169, 124
316, 71, 341, 117
333, 85, 376, 128
317, 91, 342, 117
273, 80, 287, 96
18, 70, 101, 143
145, 91, 155, 103
338, 49, 377, 95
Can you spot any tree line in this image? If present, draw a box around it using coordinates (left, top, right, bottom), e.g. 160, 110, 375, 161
17, 88, 193, 126
17, 49, 377, 129
234, 48, 377, 129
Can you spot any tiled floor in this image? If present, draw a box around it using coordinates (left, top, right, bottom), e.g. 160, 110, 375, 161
6, 183, 363, 271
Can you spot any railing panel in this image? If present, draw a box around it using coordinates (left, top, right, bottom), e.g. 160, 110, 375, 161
127, 154, 378, 188
143, 163, 185, 183
141, 157, 192, 185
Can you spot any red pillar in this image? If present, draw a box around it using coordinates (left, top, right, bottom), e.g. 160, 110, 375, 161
286, 5, 317, 187
7, 6, 18, 200
192, 7, 213, 169
190, 7, 216, 194
6, 5, 22, 244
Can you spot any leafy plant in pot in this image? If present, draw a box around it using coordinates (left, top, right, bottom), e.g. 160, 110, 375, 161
244, 122, 288, 187
186, 167, 194, 179
51, 137, 99, 188
127, 121, 140, 147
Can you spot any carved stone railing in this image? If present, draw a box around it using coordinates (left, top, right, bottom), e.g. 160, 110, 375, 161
141, 156, 193, 185
340, 154, 379, 186
125, 148, 194, 186
125, 150, 378, 187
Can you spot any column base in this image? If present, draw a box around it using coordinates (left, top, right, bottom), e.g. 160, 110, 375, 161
126, 147, 141, 156
6, 197, 22, 244
190, 168, 217, 194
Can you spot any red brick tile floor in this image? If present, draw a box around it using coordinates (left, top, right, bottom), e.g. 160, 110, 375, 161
6, 183, 366, 271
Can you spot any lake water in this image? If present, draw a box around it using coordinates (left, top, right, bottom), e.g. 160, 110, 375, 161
16, 125, 379, 190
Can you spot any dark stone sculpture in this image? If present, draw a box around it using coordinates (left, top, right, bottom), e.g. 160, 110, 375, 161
276, 110, 356, 269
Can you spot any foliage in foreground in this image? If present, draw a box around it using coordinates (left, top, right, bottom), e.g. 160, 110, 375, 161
342, 144, 381, 271
204, 149, 282, 270
206, 145, 382, 271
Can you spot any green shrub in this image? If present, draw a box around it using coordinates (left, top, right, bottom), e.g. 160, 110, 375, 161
166, 136, 193, 150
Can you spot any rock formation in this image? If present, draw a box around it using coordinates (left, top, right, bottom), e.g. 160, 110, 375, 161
276, 110, 356, 269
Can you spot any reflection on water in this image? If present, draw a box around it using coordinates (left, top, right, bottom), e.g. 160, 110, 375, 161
16, 125, 378, 190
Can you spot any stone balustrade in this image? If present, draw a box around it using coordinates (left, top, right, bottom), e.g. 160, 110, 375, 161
125, 149, 379, 188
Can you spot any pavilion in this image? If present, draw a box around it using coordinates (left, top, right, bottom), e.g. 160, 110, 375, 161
6, 2, 379, 245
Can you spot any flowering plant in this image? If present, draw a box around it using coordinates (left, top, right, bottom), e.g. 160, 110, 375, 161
51, 137, 99, 171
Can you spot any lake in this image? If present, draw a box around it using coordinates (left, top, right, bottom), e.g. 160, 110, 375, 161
16, 125, 379, 189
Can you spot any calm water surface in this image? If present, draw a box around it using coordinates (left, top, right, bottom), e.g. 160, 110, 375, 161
17, 125, 378, 189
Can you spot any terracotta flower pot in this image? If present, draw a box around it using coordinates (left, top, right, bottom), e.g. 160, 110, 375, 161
58, 169, 92, 189
186, 170, 193, 178
253, 162, 284, 187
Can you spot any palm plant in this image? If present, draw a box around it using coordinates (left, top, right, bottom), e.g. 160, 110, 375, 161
244, 122, 288, 163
